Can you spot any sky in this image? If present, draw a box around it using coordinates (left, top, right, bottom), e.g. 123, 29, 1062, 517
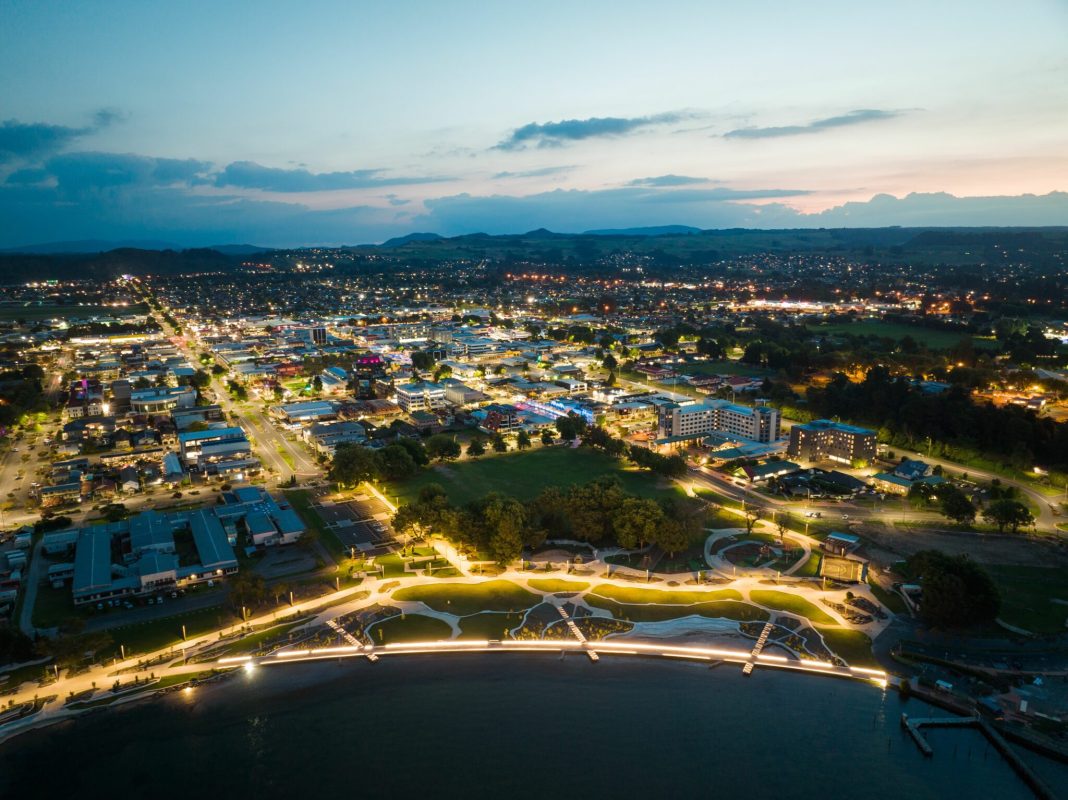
1, 0, 1066, 247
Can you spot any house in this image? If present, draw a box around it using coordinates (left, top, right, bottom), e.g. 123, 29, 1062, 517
119, 465, 141, 494
893, 459, 932, 481
738, 460, 800, 483
823, 531, 861, 555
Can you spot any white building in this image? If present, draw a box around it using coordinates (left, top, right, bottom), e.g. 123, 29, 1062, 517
395, 381, 447, 413
657, 400, 780, 444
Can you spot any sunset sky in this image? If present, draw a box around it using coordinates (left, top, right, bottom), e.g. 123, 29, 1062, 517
2, 0, 1066, 246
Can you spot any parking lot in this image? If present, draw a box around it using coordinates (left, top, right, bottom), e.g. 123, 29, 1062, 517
312, 490, 395, 554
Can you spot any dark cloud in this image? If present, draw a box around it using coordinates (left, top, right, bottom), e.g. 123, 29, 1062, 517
496, 113, 686, 150
0, 111, 124, 163
45, 152, 211, 193
214, 161, 448, 192
724, 109, 900, 139
492, 165, 575, 179
626, 174, 714, 187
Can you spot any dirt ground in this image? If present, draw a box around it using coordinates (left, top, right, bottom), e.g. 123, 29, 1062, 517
857, 521, 1068, 568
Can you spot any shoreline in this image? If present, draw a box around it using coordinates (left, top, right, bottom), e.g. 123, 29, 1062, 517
0, 638, 885, 747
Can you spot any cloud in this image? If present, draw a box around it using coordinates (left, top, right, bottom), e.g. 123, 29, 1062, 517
492, 165, 575, 179
496, 113, 687, 150
724, 109, 901, 139
45, 152, 212, 193
626, 174, 715, 187
214, 161, 448, 192
0, 111, 123, 163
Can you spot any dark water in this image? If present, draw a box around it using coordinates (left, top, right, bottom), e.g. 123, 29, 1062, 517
3, 656, 1067, 799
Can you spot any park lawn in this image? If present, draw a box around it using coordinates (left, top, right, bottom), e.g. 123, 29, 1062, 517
986, 565, 1068, 634
817, 627, 877, 667
219, 620, 306, 655
681, 360, 770, 378
283, 489, 345, 557
390, 447, 684, 506
374, 553, 451, 578
367, 613, 452, 644
32, 581, 82, 628
527, 578, 590, 593
810, 320, 999, 351
108, 604, 239, 656
586, 594, 768, 623
749, 590, 837, 625
795, 553, 822, 578
867, 579, 907, 615
590, 585, 742, 605
392, 580, 539, 616
457, 611, 526, 640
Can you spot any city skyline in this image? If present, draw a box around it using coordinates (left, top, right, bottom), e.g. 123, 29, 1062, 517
2, 0, 1067, 247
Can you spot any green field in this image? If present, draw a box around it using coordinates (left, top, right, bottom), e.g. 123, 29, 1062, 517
392, 580, 539, 616
816, 627, 877, 667
590, 585, 742, 605
367, 613, 452, 644
749, 590, 837, 625
108, 605, 239, 656
810, 320, 999, 351
0, 302, 150, 322
987, 565, 1068, 634
526, 578, 590, 593
390, 447, 684, 506
681, 360, 770, 377
457, 611, 526, 640
586, 595, 768, 623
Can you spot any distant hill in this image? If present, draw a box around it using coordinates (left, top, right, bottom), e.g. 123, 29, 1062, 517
583, 225, 702, 236
0, 247, 244, 283
380, 232, 443, 247
2, 240, 271, 255
2, 239, 184, 254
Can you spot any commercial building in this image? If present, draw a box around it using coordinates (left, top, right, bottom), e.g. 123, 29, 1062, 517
395, 381, 446, 413
130, 385, 197, 414
177, 426, 255, 474
656, 400, 780, 445
787, 420, 876, 465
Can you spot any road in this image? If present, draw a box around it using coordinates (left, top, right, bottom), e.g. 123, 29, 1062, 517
148, 298, 322, 484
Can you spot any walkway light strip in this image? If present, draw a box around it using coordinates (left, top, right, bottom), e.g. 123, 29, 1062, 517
225, 639, 889, 685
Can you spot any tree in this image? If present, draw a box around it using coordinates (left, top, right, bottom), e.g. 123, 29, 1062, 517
612, 497, 663, 549
411, 351, 436, 371
425, 434, 461, 462
540, 429, 555, 446
743, 503, 764, 536
654, 518, 689, 557
395, 437, 429, 466
230, 572, 267, 610
938, 485, 976, 524
982, 499, 1033, 533
773, 511, 789, 542
491, 433, 508, 453
189, 369, 211, 390
483, 496, 526, 565
329, 443, 380, 487
906, 550, 1000, 628
516, 430, 531, 450
312, 375, 323, 394
376, 444, 418, 481
466, 438, 486, 458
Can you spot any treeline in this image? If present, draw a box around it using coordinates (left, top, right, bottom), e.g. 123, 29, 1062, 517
392, 478, 700, 566
806, 367, 1068, 470
565, 414, 688, 478
0, 365, 48, 428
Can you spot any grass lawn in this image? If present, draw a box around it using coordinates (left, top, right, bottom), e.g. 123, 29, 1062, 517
590, 585, 742, 605
276, 444, 295, 470
220, 620, 306, 655
681, 360, 770, 378
586, 595, 768, 623
392, 580, 539, 616
795, 553, 822, 578
108, 605, 239, 656
986, 565, 1068, 634
817, 627, 877, 667
283, 489, 346, 557
749, 590, 837, 625
367, 613, 452, 644
32, 582, 82, 628
867, 580, 907, 615
526, 578, 590, 593
810, 320, 999, 351
457, 611, 526, 640
390, 447, 684, 506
